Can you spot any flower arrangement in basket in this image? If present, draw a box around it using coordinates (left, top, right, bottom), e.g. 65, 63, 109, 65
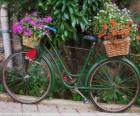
89, 2, 138, 57
12, 13, 53, 48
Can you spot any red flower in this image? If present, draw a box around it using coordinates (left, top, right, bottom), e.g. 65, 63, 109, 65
128, 20, 133, 25
136, 35, 140, 41
25, 48, 37, 59
103, 24, 108, 30
63, 75, 68, 82
110, 19, 117, 28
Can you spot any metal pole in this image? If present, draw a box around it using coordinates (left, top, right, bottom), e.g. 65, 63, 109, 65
0, 3, 12, 67
0, 3, 12, 59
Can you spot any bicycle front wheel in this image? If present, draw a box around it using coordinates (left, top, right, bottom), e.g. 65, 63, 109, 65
2, 51, 53, 104
89, 59, 140, 112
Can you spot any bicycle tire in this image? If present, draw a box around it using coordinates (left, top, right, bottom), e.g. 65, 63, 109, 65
2, 51, 53, 104
89, 59, 140, 113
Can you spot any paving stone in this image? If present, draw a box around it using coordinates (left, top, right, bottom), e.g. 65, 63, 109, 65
0, 95, 140, 115
56, 105, 80, 116
56, 104, 77, 113
95, 113, 140, 116
22, 104, 38, 113
0, 101, 22, 113
22, 113, 61, 116
73, 104, 95, 113
0, 113, 23, 116
38, 104, 59, 113
132, 113, 140, 116
130, 105, 140, 113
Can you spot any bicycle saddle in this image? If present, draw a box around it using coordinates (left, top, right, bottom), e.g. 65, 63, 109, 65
83, 35, 98, 42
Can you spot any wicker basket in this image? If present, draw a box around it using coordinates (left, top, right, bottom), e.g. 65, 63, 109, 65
22, 36, 40, 48
103, 37, 130, 57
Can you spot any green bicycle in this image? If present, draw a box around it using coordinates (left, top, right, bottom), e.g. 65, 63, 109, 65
2, 26, 140, 113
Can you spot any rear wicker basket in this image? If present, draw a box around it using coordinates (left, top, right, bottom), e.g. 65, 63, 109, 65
103, 37, 130, 57
22, 36, 40, 48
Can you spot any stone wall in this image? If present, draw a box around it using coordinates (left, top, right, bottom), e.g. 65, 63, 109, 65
128, 0, 140, 16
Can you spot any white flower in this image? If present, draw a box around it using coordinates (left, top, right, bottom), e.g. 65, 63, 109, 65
132, 24, 138, 28
95, 16, 99, 19
100, 10, 105, 13
113, 3, 116, 6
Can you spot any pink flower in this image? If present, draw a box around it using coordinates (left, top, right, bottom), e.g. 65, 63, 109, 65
29, 20, 38, 27
45, 30, 49, 35
43, 16, 53, 23
25, 15, 31, 22
12, 13, 53, 38
63, 76, 68, 82
19, 19, 25, 25
12, 23, 23, 34
32, 12, 38, 17
37, 24, 44, 28
23, 27, 32, 36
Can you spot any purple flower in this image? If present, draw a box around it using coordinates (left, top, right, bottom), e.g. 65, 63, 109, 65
19, 19, 25, 25
29, 20, 38, 27
12, 23, 23, 34
23, 27, 32, 36
43, 16, 53, 23
25, 15, 31, 22
37, 24, 44, 28
32, 12, 38, 16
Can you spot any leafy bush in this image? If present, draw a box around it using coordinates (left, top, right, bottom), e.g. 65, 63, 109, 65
89, 2, 138, 40
113, 0, 131, 8
0, 0, 108, 45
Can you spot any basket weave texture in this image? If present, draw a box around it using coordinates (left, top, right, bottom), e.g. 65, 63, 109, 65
103, 37, 130, 57
22, 36, 40, 48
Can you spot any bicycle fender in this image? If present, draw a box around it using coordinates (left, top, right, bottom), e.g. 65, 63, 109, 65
42, 55, 56, 94
120, 57, 140, 77
85, 57, 140, 86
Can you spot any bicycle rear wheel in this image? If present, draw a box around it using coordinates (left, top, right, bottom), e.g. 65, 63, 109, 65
89, 59, 140, 112
2, 51, 52, 104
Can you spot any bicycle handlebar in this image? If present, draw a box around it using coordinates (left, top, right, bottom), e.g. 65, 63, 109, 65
45, 25, 57, 33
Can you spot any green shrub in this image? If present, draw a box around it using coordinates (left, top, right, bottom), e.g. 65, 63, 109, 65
0, 0, 108, 45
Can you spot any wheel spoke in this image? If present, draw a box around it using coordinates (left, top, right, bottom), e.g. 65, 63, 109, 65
89, 60, 139, 112
3, 51, 52, 103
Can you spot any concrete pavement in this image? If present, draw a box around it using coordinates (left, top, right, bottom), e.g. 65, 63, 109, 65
0, 94, 140, 116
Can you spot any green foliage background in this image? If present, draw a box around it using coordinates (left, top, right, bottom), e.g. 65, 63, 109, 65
0, 0, 108, 45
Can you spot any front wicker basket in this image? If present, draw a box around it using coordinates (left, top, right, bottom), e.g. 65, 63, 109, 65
22, 36, 40, 48
103, 37, 130, 57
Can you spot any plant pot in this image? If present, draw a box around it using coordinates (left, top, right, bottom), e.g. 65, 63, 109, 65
103, 36, 130, 57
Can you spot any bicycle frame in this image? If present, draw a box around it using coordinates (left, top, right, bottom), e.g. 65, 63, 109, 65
26, 33, 140, 93
39, 35, 107, 90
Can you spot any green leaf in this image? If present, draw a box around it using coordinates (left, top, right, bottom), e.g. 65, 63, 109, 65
64, 31, 68, 37
72, 18, 76, 28
54, 10, 60, 15
64, 13, 69, 19
69, 7, 74, 14
62, 5, 66, 12
80, 23, 85, 32
60, 24, 65, 30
